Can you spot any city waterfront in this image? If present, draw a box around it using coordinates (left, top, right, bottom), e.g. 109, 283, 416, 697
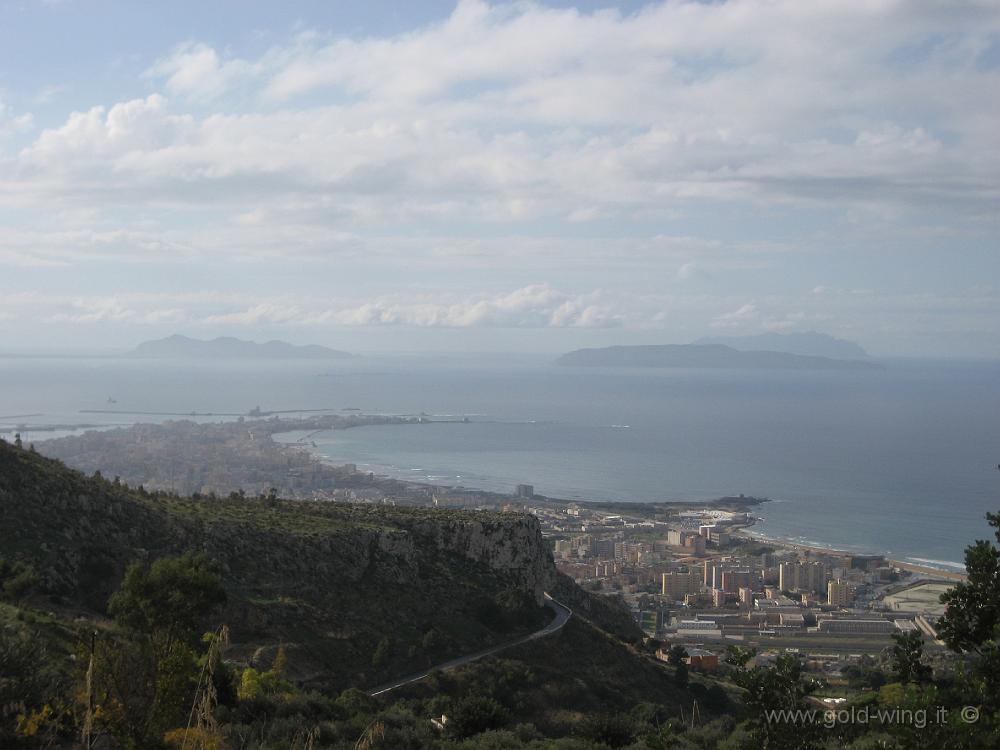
4, 353, 999, 568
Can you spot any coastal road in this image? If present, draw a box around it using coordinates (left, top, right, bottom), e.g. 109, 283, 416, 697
367, 593, 572, 697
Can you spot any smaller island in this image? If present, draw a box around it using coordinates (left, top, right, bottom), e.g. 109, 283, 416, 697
556, 344, 879, 371
129, 334, 351, 360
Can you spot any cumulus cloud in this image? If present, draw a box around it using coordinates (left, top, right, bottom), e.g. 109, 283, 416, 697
712, 301, 829, 332
0, 97, 33, 140
676, 261, 709, 281
8, 286, 621, 330
711, 302, 760, 329
199, 285, 621, 329
6, 0, 998, 222
19, 94, 194, 176
2, 1, 999, 353
0, 227, 197, 265
145, 43, 257, 102
47, 297, 186, 325
5, 287, 999, 356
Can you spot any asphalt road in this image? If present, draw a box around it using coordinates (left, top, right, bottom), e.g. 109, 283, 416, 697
367, 593, 572, 697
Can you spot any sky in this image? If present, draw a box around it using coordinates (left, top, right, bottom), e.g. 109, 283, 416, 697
0, 0, 997, 357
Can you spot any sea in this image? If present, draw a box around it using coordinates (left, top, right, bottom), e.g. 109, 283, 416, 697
2, 353, 998, 570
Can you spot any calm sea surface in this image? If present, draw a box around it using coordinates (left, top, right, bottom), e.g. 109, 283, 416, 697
2, 354, 998, 568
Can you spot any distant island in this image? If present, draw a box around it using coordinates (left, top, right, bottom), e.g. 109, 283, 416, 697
129, 334, 351, 359
556, 344, 879, 370
693, 331, 869, 360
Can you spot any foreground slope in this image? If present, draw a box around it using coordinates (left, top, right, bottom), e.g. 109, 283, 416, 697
0, 439, 747, 748
0, 439, 557, 690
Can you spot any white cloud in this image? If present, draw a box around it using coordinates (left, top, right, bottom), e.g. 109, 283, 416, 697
47, 297, 186, 325
0, 227, 197, 265
711, 303, 760, 329
33, 84, 67, 105
17, 285, 621, 330
20, 94, 192, 172
5, 286, 1000, 357
675, 261, 700, 281
0, 97, 34, 140
199, 285, 621, 329
7, 0, 996, 224
2, 1, 999, 354
145, 43, 257, 102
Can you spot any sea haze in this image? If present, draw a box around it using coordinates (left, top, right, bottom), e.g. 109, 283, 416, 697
2, 354, 997, 568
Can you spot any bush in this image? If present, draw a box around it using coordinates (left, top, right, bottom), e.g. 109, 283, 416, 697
0, 560, 39, 605
274, 691, 340, 721
448, 695, 510, 739
575, 713, 636, 749
163, 727, 226, 749
335, 687, 379, 719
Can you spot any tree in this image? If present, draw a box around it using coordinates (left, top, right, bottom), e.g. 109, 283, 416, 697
842, 664, 887, 690
237, 645, 290, 702
0, 559, 39, 605
94, 552, 227, 747
494, 586, 545, 631
422, 627, 443, 659
665, 644, 689, 685
258, 644, 291, 696
937, 511, 1000, 654
934, 508, 1000, 739
108, 551, 227, 661
890, 630, 932, 685
725, 647, 822, 750
667, 644, 687, 667
1, 627, 66, 747
446, 694, 508, 739
238, 667, 264, 701
576, 713, 636, 749
674, 660, 689, 688
335, 687, 378, 720
372, 636, 392, 668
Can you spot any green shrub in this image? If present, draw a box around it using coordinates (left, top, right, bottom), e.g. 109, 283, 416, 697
448, 695, 510, 739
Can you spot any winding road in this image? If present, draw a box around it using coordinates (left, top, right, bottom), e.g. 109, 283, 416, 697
368, 593, 572, 697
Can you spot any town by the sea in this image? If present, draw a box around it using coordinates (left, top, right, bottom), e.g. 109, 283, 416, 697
2, 353, 998, 570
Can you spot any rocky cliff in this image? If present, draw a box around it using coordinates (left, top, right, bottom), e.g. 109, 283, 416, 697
0, 440, 560, 689
400, 514, 557, 604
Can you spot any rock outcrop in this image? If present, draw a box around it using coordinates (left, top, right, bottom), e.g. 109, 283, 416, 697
0, 440, 561, 689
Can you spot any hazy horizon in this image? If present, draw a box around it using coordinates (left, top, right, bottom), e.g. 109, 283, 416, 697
1, 328, 1000, 361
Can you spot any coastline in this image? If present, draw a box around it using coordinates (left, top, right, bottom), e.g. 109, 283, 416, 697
738, 520, 967, 579
275, 424, 969, 579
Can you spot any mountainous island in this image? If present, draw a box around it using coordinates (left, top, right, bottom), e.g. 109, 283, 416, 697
129, 334, 351, 359
556, 343, 879, 370
693, 331, 869, 360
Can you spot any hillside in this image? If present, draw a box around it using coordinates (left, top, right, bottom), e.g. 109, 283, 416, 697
0, 439, 745, 748
130, 334, 351, 359
0, 439, 558, 692
556, 343, 879, 370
